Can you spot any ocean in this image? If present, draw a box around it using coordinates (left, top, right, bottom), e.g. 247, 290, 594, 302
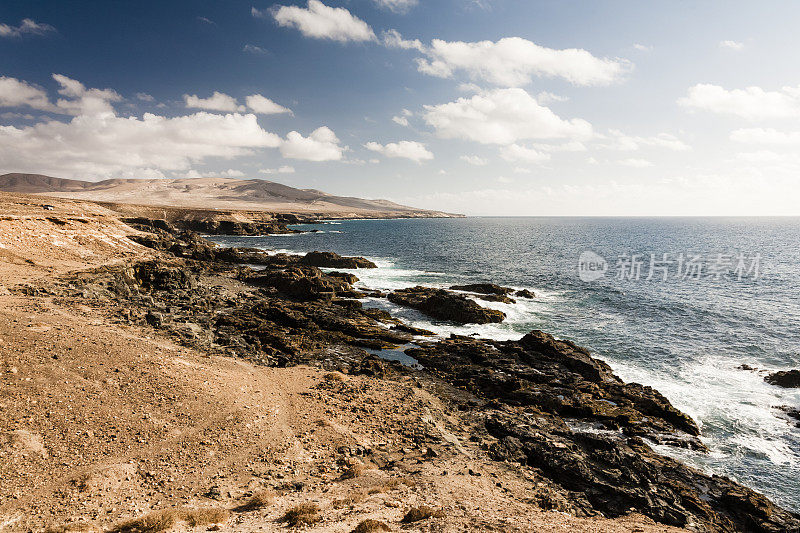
209, 216, 800, 512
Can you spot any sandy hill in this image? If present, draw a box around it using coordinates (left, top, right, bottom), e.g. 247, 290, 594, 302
0, 173, 459, 218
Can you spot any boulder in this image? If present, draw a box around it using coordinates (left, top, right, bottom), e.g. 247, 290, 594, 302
450, 283, 514, 295
388, 286, 505, 324
300, 251, 377, 269
765, 369, 800, 388
515, 289, 535, 299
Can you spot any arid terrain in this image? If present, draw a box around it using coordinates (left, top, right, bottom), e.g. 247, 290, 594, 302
0, 192, 796, 533
0, 174, 458, 219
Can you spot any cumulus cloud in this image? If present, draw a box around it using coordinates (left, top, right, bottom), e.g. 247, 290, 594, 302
365, 140, 433, 162
135, 92, 155, 102
0, 18, 56, 38
0, 76, 57, 112
619, 158, 653, 168
414, 37, 629, 87
246, 94, 292, 115
260, 165, 296, 174
391, 109, 412, 126
603, 129, 690, 151
184, 91, 245, 112
266, 1, 376, 43
0, 74, 291, 179
678, 83, 800, 120
382, 29, 425, 51
633, 43, 652, 52
373, 0, 418, 13
730, 127, 800, 145
423, 88, 592, 145
281, 126, 345, 161
0, 74, 123, 117
719, 40, 745, 50
460, 155, 488, 165
499, 144, 550, 163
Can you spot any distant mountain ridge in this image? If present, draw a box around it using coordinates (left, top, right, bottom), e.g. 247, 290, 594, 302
0, 173, 460, 218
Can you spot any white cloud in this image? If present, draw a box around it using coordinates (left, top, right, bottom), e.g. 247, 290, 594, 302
135, 92, 154, 102
537, 91, 569, 104
267, 1, 376, 43
499, 144, 550, 163
730, 128, 800, 145
259, 165, 296, 174
382, 29, 425, 52
281, 126, 345, 161
197, 16, 216, 25
373, 0, 418, 14
457, 82, 482, 93
619, 158, 654, 168
243, 44, 269, 55
532, 141, 587, 152
603, 129, 690, 151
735, 150, 794, 163
460, 155, 488, 166
0, 75, 291, 179
0, 19, 56, 38
365, 140, 433, 162
206, 169, 245, 177
720, 40, 745, 51
391, 109, 412, 126
496, 176, 514, 183
184, 91, 245, 112
678, 83, 800, 120
633, 43, 652, 52
246, 94, 293, 115
415, 37, 630, 87
423, 88, 592, 145
0, 76, 56, 112
0, 74, 122, 116
512, 167, 532, 174
52, 74, 122, 116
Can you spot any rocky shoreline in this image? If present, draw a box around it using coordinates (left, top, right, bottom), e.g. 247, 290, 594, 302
16, 220, 800, 532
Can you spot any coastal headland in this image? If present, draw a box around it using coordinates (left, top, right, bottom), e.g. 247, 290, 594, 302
0, 192, 798, 532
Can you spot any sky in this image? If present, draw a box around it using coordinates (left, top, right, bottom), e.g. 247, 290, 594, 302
2, 0, 800, 216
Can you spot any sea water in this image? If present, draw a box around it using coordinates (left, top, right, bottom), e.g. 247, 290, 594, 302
210, 217, 800, 512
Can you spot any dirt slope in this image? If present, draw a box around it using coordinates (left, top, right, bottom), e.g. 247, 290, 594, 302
0, 174, 458, 218
0, 192, 680, 532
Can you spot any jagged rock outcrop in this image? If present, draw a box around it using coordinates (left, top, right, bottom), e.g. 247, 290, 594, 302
450, 283, 514, 295
406, 332, 800, 532
300, 251, 377, 269
388, 286, 505, 324
765, 369, 800, 388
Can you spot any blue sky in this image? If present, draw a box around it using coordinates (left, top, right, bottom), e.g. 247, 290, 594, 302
3, 0, 800, 215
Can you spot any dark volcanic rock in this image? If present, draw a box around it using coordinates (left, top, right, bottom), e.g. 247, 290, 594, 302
776, 405, 800, 427
406, 332, 800, 533
327, 271, 359, 284
247, 267, 337, 301
52, 224, 800, 533
300, 251, 377, 269
475, 293, 516, 304
123, 216, 296, 236
450, 283, 514, 295
765, 369, 800, 388
515, 289, 535, 299
388, 286, 505, 324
